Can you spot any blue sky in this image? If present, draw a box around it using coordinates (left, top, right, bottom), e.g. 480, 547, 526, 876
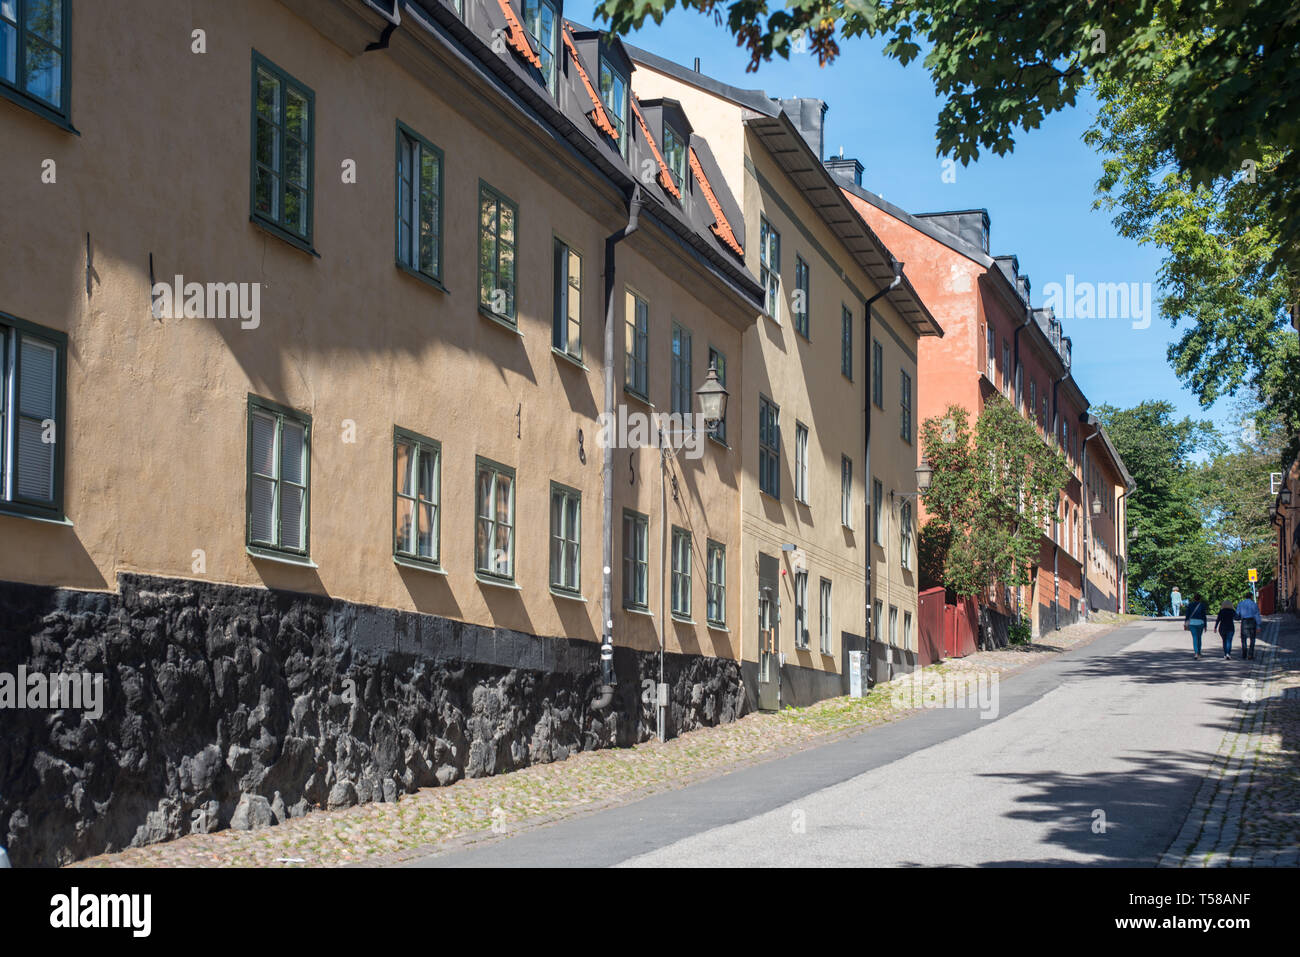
624, 11, 1242, 437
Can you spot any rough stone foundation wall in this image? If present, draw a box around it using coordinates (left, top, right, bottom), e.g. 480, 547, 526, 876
0, 573, 747, 866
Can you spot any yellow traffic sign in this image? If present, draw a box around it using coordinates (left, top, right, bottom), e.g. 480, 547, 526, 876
1248, 568, 1259, 582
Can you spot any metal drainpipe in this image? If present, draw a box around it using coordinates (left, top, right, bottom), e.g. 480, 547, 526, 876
593, 186, 644, 711
864, 260, 903, 680
1117, 487, 1129, 613
1051, 371, 1068, 630
1082, 425, 1102, 620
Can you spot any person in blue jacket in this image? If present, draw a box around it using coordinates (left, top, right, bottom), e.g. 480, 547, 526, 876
1184, 593, 1208, 659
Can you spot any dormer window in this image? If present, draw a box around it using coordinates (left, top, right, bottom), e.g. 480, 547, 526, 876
662, 123, 687, 190
598, 54, 629, 157
522, 0, 557, 93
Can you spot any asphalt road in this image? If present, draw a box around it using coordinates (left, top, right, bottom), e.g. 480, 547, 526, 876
407, 619, 1249, 867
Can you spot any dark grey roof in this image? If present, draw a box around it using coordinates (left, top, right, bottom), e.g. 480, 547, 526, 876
745, 111, 942, 337
622, 41, 779, 116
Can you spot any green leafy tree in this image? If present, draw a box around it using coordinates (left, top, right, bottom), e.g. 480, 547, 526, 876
597, 0, 1300, 272
1186, 401, 1283, 604
1095, 400, 1214, 614
918, 397, 1071, 600
1084, 35, 1300, 463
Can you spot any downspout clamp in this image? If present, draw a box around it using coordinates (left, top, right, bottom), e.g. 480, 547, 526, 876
594, 185, 644, 710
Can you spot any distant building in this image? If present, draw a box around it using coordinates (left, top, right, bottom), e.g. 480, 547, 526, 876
834, 183, 1133, 633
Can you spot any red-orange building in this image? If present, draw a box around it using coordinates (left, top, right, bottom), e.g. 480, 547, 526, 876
834, 179, 1132, 635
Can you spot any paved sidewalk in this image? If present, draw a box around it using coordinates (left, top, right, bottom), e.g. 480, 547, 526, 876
1160, 615, 1300, 867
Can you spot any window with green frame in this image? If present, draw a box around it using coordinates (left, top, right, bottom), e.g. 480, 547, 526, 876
758, 394, 780, 498
552, 237, 581, 359
759, 217, 781, 319
624, 289, 648, 399
395, 122, 443, 284
247, 396, 311, 557
622, 508, 648, 609
0, 0, 70, 124
662, 122, 687, 190
478, 182, 518, 323
475, 457, 515, 580
671, 526, 691, 618
900, 368, 913, 443
841, 304, 853, 378
251, 51, 314, 247
0, 311, 66, 520
706, 540, 726, 626
549, 482, 581, 593
393, 428, 440, 567
793, 569, 809, 649
522, 0, 557, 93
670, 322, 692, 415
598, 53, 628, 157
793, 255, 810, 338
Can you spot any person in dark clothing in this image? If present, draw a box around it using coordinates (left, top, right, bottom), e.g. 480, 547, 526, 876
1184, 594, 1209, 659
1215, 602, 1236, 659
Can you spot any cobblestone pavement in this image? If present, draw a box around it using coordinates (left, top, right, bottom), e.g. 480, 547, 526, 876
1160, 615, 1300, 867
71, 618, 1118, 868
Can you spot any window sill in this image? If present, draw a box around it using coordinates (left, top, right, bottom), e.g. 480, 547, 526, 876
394, 555, 446, 575
247, 546, 318, 568
0, 84, 78, 134
250, 215, 320, 258
396, 262, 448, 294
670, 614, 695, 625
476, 574, 521, 590
552, 347, 587, 371
624, 605, 653, 617
623, 388, 654, 410
478, 307, 522, 334
0, 506, 72, 527
706, 621, 729, 633
550, 587, 586, 602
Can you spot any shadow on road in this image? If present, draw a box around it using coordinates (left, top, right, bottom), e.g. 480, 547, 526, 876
974, 750, 1222, 866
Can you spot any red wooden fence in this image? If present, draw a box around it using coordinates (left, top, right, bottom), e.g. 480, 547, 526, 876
917, 587, 979, 663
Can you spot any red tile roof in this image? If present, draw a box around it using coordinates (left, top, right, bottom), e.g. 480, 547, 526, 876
496, 0, 541, 69
561, 24, 618, 141
688, 147, 742, 256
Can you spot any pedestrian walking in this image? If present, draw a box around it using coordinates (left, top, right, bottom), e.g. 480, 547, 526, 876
1184, 593, 1208, 658
1235, 593, 1261, 660
1171, 587, 1183, 617
1215, 602, 1236, 658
